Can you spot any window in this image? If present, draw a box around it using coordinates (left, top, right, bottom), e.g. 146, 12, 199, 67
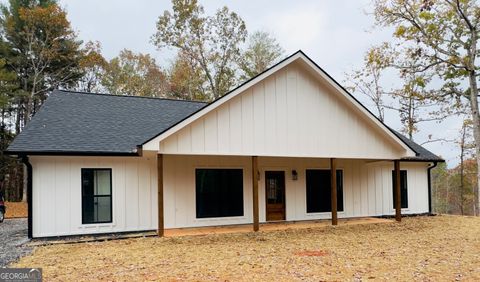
392, 170, 408, 209
82, 169, 112, 224
196, 169, 244, 218
306, 170, 343, 213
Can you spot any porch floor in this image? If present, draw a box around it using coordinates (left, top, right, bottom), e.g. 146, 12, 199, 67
164, 217, 392, 237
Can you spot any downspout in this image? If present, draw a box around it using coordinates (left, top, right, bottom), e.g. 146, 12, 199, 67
21, 155, 33, 239
427, 161, 438, 215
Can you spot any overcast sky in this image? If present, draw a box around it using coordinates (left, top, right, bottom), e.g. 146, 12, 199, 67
53, 1, 463, 166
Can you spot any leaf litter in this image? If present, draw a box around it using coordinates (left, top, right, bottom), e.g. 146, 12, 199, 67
12, 215, 480, 281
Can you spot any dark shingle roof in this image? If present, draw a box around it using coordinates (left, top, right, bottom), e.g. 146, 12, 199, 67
6, 90, 206, 154
391, 130, 444, 162
6, 89, 443, 162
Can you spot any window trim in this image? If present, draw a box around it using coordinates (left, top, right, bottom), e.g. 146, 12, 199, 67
81, 168, 113, 225
392, 169, 409, 210
305, 168, 345, 215
194, 167, 246, 220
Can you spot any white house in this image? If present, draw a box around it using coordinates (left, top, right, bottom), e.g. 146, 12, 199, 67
6, 51, 443, 238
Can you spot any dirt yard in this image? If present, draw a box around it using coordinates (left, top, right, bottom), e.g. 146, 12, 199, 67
5, 202, 28, 218
12, 215, 480, 281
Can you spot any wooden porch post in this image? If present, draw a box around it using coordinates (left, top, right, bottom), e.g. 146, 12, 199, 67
157, 154, 164, 236
394, 160, 401, 222
252, 156, 259, 231
330, 158, 338, 226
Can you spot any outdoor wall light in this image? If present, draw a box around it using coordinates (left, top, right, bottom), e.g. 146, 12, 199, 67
292, 170, 298, 180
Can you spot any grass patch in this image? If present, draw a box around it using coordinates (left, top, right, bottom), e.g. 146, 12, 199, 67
13, 215, 480, 281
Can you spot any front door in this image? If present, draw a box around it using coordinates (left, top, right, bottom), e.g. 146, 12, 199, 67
265, 171, 286, 221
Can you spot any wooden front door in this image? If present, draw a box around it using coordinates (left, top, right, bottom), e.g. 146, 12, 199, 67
265, 171, 286, 221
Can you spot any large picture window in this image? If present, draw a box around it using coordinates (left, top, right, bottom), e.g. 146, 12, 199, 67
306, 169, 344, 213
392, 170, 408, 209
196, 169, 244, 218
82, 169, 112, 224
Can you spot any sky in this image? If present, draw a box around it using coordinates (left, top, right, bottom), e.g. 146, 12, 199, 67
51, 1, 466, 166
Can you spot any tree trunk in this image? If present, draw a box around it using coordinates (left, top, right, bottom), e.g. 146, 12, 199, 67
25, 96, 34, 125
467, 71, 480, 216
459, 128, 465, 215
14, 101, 22, 135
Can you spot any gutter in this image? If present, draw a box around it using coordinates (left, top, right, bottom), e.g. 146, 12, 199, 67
21, 155, 33, 239
427, 161, 438, 215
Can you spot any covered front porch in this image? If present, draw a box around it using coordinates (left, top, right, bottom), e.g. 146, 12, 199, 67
156, 154, 418, 236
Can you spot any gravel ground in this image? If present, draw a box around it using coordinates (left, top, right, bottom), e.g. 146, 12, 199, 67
0, 218, 32, 267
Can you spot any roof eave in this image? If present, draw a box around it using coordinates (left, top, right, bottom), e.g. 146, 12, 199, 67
400, 158, 445, 162
3, 150, 141, 157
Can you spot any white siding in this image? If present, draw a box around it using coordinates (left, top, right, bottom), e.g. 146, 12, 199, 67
30, 154, 158, 237
163, 155, 430, 228
159, 63, 407, 159
31, 154, 430, 235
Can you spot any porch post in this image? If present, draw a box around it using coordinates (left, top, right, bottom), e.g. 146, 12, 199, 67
252, 156, 259, 231
394, 160, 401, 222
330, 158, 338, 226
157, 154, 164, 236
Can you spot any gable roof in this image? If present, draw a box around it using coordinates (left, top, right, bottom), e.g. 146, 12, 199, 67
5, 52, 443, 162
141, 50, 417, 156
6, 90, 206, 155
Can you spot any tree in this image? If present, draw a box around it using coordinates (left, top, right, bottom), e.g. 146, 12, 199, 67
1, 0, 83, 127
372, 0, 480, 213
345, 44, 392, 122
101, 49, 169, 97
76, 41, 107, 93
456, 119, 476, 214
152, 0, 247, 100
347, 44, 439, 140
0, 57, 17, 126
239, 31, 284, 80
167, 52, 208, 101
432, 162, 450, 213
388, 72, 441, 140
0, 57, 20, 202
1, 0, 84, 202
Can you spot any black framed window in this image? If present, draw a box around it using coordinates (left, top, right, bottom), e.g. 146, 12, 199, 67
306, 170, 343, 213
195, 169, 244, 218
82, 168, 112, 224
392, 170, 408, 209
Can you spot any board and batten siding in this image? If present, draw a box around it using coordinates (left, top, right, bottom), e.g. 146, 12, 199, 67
30, 154, 158, 237
30, 154, 429, 237
157, 62, 408, 159
163, 155, 429, 229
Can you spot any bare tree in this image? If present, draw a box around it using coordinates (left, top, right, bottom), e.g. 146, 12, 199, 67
345, 44, 391, 122
373, 0, 480, 213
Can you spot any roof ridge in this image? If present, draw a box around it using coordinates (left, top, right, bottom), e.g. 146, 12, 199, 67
54, 89, 208, 104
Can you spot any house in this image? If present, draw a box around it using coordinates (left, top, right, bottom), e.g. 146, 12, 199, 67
6, 51, 443, 238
